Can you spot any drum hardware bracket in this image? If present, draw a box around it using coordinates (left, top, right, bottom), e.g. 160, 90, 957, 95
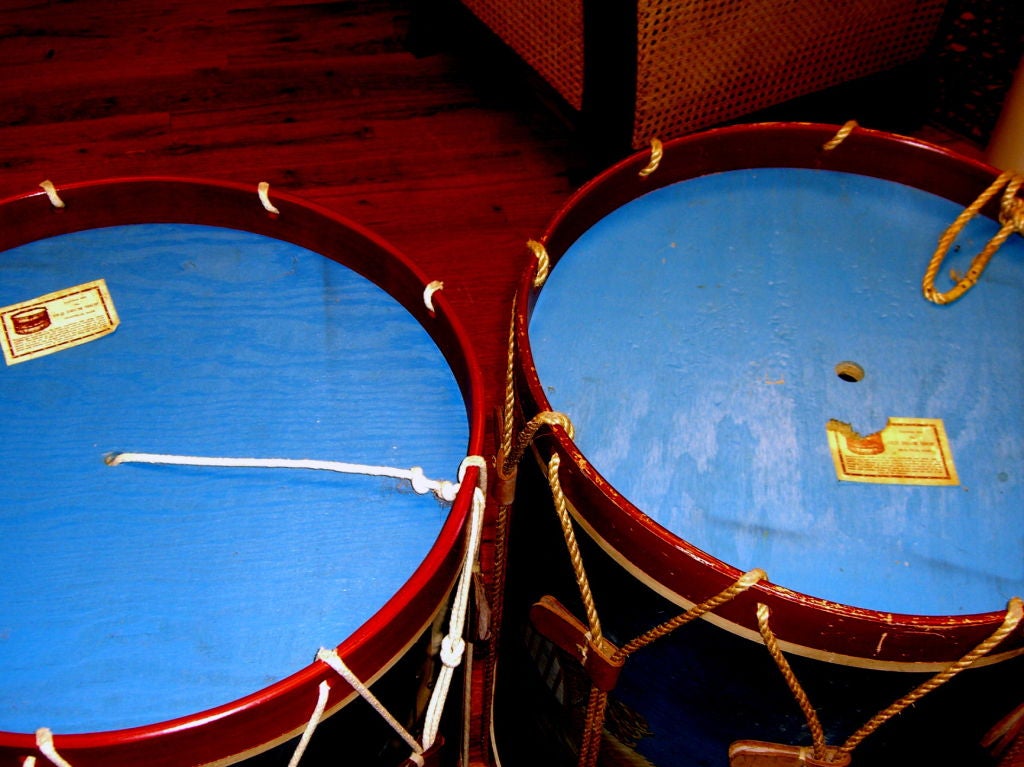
982, 702, 1024, 764
531, 595, 625, 692
728, 740, 852, 767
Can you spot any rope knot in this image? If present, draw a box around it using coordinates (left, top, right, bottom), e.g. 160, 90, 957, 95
436, 480, 458, 503
999, 189, 1024, 233
409, 467, 432, 495
439, 634, 465, 668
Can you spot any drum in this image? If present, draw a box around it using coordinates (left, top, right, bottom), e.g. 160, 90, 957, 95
0, 178, 485, 767
496, 123, 1024, 766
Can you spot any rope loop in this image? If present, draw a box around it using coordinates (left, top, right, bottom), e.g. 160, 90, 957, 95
501, 410, 574, 477
35, 729, 73, 767
923, 171, 1024, 305
423, 280, 444, 313
822, 120, 858, 151
439, 635, 466, 668
38, 180, 65, 209
527, 240, 550, 287
457, 454, 487, 495
638, 137, 663, 177
257, 181, 281, 215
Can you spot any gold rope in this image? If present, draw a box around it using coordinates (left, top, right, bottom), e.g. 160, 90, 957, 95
614, 569, 765, 663
579, 686, 610, 767
578, 570, 767, 767
756, 604, 829, 761
547, 453, 607, 767
923, 171, 1024, 305
501, 411, 574, 478
756, 598, 1024, 760
486, 310, 522, 757
821, 120, 858, 151
547, 453, 602, 645
498, 311, 517, 479
527, 239, 550, 288
542, 453, 766, 767
838, 597, 1023, 755
638, 138, 663, 178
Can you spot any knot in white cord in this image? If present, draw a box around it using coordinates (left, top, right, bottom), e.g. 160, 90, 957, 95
436, 480, 458, 503
409, 467, 432, 495
440, 635, 465, 668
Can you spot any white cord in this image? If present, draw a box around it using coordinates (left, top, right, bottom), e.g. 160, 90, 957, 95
257, 181, 281, 215
106, 452, 460, 502
423, 280, 444, 313
421, 456, 486, 750
35, 729, 72, 767
38, 181, 65, 209
316, 647, 424, 756
286, 681, 331, 767
288, 456, 486, 766
103, 453, 486, 767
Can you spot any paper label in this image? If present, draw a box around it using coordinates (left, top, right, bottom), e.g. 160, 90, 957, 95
1, 279, 119, 365
826, 417, 958, 486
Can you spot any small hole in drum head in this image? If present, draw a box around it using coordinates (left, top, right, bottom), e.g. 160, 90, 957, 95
835, 361, 865, 382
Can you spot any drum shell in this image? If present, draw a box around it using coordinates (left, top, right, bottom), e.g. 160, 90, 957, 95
0, 178, 486, 767
499, 123, 1024, 765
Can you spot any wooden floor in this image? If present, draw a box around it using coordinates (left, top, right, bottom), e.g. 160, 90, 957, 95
0, 0, 583, 411
0, 1, 998, 764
